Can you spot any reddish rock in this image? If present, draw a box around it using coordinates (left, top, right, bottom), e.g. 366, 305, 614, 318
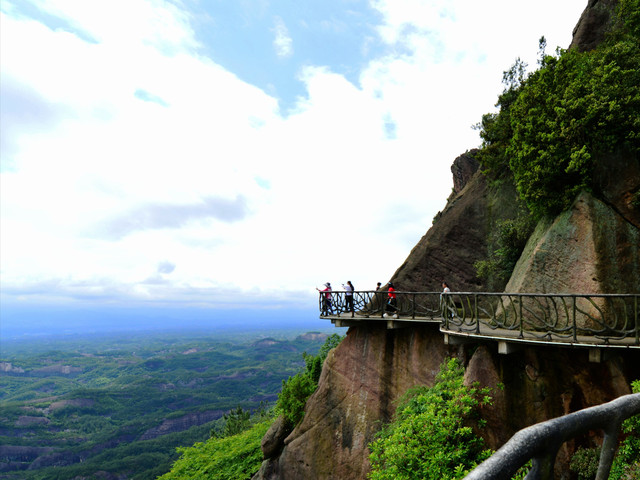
254, 324, 452, 480
506, 192, 640, 296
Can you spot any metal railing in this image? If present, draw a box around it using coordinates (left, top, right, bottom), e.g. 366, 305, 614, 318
318, 290, 443, 319
464, 393, 640, 480
319, 291, 640, 346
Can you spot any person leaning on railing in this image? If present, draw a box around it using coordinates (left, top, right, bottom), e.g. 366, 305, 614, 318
317, 282, 333, 315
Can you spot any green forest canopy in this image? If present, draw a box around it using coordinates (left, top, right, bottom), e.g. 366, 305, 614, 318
476, 0, 640, 218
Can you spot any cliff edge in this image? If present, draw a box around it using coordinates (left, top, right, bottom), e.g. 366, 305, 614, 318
253, 1, 639, 478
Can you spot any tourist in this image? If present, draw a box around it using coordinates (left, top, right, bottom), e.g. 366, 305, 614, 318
384, 282, 398, 318
342, 281, 355, 314
317, 282, 333, 315
441, 281, 452, 318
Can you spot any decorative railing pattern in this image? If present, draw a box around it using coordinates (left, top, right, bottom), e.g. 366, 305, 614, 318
318, 290, 443, 319
464, 393, 640, 480
319, 291, 640, 346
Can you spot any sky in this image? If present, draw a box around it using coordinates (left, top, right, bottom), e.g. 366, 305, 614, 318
1, 0, 587, 332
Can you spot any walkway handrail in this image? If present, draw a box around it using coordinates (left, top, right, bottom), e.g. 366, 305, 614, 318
319, 291, 640, 346
463, 393, 640, 480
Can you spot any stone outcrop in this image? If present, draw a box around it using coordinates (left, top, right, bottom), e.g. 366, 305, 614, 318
390, 151, 490, 293
506, 192, 640, 296
451, 149, 480, 195
261, 415, 289, 459
569, 0, 619, 52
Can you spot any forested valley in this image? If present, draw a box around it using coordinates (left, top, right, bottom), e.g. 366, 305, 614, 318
0, 328, 335, 479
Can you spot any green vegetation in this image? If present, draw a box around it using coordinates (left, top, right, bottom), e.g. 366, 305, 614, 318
368, 358, 492, 480
569, 380, 640, 480
474, 213, 535, 289
0, 329, 333, 480
609, 380, 640, 480
157, 419, 272, 480
570, 447, 601, 480
474, 0, 639, 284
476, 0, 640, 219
158, 333, 344, 479
276, 333, 343, 428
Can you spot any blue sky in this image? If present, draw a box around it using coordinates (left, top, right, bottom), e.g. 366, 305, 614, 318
1, 0, 586, 332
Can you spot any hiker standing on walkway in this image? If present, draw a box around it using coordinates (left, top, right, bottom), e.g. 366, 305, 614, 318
342, 281, 355, 313
441, 281, 452, 318
384, 282, 398, 318
317, 283, 333, 315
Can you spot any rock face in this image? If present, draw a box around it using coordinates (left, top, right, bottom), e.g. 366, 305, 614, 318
593, 149, 640, 229
569, 0, 619, 52
254, 326, 639, 480
506, 192, 640, 296
255, 324, 451, 479
390, 151, 490, 293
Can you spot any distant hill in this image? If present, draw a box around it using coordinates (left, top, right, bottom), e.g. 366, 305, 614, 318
0, 329, 333, 480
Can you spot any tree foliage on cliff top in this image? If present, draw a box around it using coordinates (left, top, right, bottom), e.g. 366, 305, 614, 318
476, 0, 640, 218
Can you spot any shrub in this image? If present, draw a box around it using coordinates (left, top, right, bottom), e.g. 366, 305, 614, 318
276, 333, 343, 428
570, 447, 600, 480
368, 358, 492, 480
475, 214, 535, 289
157, 419, 271, 480
609, 379, 640, 479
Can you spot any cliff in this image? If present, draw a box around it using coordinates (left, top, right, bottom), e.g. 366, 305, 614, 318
254, 1, 640, 478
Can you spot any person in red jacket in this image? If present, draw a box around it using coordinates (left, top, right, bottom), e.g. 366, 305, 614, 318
317, 282, 333, 315
384, 282, 398, 318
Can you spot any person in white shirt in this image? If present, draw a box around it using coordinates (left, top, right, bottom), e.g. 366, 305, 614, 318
342, 281, 354, 313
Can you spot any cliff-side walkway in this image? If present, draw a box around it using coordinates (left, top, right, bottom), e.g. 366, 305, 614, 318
320, 291, 639, 355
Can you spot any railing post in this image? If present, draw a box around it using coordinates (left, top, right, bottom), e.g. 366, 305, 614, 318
636, 295, 639, 346
519, 295, 524, 339
596, 422, 622, 480
474, 294, 479, 334
411, 293, 415, 319
474, 294, 478, 327
572, 296, 577, 343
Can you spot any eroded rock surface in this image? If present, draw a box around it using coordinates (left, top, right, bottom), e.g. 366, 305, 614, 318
506, 192, 640, 296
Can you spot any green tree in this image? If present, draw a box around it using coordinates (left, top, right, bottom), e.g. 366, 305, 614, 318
277, 333, 343, 428
158, 419, 271, 480
220, 407, 251, 437
507, 0, 640, 217
475, 0, 640, 218
368, 358, 492, 480
609, 380, 640, 479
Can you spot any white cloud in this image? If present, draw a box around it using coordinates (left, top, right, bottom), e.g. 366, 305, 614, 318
1, 0, 587, 314
273, 16, 293, 58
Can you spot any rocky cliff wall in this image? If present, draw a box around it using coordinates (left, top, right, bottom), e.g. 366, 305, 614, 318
255, 325, 639, 480
506, 191, 640, 296
391, 151, 490, 292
